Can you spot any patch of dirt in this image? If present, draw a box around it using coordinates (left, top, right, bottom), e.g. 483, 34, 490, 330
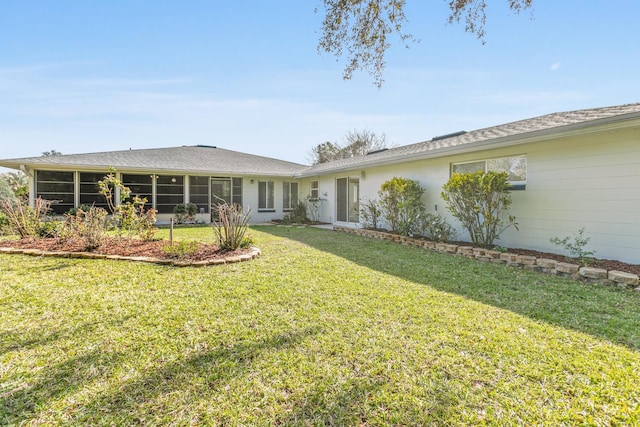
2, 237, 250, 262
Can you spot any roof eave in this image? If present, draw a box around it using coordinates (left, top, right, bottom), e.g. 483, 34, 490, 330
296, 112, 640, 177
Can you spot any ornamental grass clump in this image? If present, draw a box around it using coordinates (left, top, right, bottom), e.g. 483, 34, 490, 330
212, 202, 252, 251
0, 196, 53, 238
441, 170, 517, 247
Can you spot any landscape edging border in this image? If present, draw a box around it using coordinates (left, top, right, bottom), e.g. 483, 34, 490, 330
0, 246, 261, 267
333, 226, 640, 291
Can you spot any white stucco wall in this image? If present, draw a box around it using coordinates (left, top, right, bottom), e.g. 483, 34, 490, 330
316, 126, 640, 263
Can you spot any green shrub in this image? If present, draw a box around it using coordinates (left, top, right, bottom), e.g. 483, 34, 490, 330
283, 200, 308, 224
173, 202, 199, 224
550, 227, 596, 264
378, 177, 426, 236
162, 240, 201, 259
63, 206, 109, 250
212, 202, 251, 251
37, 220, 65, 238
359, 198, 382, 229
418, 212, 456, 242
441, 170, 517, 248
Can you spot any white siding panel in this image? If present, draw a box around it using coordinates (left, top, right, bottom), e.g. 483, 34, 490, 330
325, 127, 640, 263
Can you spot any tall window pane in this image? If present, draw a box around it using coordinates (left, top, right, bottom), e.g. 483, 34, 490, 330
258, 181, 274, 210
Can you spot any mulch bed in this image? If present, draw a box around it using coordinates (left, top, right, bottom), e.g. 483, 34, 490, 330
2, 237, 248, 262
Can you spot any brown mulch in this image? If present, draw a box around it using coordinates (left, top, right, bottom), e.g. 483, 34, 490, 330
2, 237, 249, 262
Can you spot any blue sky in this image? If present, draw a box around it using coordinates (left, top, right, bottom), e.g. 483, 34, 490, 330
1, 1, 639, 166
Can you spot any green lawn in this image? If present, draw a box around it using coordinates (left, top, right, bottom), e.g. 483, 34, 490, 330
1, 225, 639, 425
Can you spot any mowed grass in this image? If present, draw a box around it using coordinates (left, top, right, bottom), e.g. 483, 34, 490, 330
1, 225, 639, 425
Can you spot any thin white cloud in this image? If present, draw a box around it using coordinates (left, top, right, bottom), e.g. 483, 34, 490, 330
550, 62, 561, 71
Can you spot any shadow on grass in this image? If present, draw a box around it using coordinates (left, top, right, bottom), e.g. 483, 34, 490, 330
258, 226, 640, 350
0, 313, 135, 425
73, 326, 322, 424
0, 316, 133, 356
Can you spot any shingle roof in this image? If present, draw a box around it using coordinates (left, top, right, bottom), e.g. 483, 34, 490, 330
0, 145, 308, 176
298, 103, 640, 176
2, 103, 639, 177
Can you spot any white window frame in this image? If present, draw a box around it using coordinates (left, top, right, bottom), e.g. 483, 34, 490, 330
451, 155, 527, 189
258, 180, 275, 211
310, 180, 319, 199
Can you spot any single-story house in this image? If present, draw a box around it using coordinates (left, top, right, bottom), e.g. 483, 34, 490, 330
2, 103, 639, 263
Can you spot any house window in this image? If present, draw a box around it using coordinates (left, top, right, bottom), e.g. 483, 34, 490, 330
79, 172, 109, 209
35, 170, 74, 214
452, 155, 527, 189
156, 175, 184, 214
122, 174, 153, 205
189, 176, 209, 213
283, 182, 299, 211
258, 181, 274, 211
310, 180, 319, 199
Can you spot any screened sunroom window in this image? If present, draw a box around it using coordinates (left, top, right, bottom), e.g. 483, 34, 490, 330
79, 172, 109, 209
189, 176, 209, 213
35, 170, 74, 214
156, 175, 184, 214
122, 174, 153, 205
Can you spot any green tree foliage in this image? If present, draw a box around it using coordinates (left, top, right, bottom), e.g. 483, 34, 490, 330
378, 177, 425, 236
1, 171, 28, 198
0, 179, 17, 205
441, 170, 517, 247
317, 0, 533, 87
309, 130, 388, 164
41, 150, 63, 156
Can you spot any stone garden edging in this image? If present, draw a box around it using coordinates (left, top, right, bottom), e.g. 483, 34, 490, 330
333, 226, 640, 291
0, 246, 261, 267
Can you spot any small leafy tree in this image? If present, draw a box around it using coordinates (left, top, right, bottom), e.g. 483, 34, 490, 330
359, 198, 382, 229
441, 170, 517, 247
550, 228, 596, 265
173, 202, 198, 224
98, 169, 157, 240
378, 177, 426, 236
212, 202, 252, 251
